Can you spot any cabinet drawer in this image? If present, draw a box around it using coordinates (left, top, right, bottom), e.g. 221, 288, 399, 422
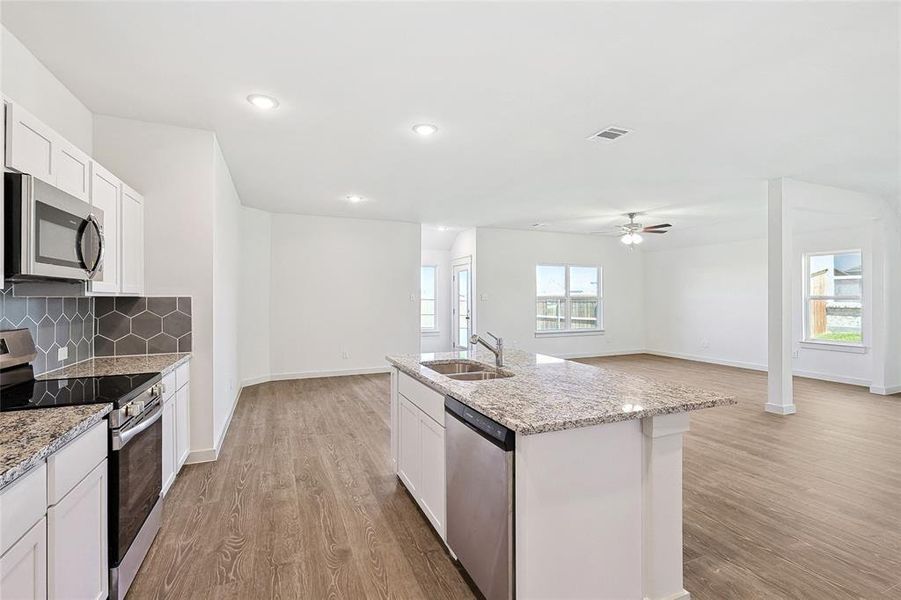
398, 372, 445, 427
176, 361, 190, 390
162, 370, 177, 402
47, 420, 106, 506
0, 464, 47, 556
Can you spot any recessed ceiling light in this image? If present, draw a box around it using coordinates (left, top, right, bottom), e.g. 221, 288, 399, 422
345, 194, 366, 204
247, 94, 279, 110
437, 226, 448, 232
412, 123, 438, 136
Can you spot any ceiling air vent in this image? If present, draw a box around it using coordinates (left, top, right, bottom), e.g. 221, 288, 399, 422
588, 126, 631, 142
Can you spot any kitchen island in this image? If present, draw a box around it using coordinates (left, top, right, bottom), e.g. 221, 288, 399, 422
386, 348, 735, 600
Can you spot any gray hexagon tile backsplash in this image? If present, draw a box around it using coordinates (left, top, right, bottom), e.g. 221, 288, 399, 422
0, 288, 192, 374
94, 296, 192, 357
0, 287, 94, 374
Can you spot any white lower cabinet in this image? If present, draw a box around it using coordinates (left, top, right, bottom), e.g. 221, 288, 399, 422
175, 384, 190, 469
398, 396, 422, 495
47, 460, 108, 600
162, 362, 192, 495
0, 518, 47, 600
396, 375, 447, 542
162, 396, 177, 496
419, 414, 446, 538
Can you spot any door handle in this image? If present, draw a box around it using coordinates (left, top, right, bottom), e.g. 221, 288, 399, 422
83, 213, 105, 279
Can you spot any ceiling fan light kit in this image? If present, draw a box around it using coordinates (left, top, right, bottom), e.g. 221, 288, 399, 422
616, 212, 671, 246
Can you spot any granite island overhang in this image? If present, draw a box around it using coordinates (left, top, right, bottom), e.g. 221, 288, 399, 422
386, 348, 736, 600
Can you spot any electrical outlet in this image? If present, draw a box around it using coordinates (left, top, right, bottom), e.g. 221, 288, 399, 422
342, 351, 350, 359
57, 346, 68, 361
409, 293, 416, 302
700, 338, 710, 349
792, 349, 800, 358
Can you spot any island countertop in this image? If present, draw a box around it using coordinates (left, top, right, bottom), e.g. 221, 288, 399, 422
36, 352, 191, 380
386, 348, 735, 435
0, 403, 112, 489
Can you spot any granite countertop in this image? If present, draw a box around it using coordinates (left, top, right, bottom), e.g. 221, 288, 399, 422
386, 348, 736, 435
0, 403, 112, 489
37, 352, 191, 380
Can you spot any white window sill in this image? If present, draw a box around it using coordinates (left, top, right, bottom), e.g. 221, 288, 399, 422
799, 341, 867, 354
421, 330, 441, 337
535, 329, 605, 338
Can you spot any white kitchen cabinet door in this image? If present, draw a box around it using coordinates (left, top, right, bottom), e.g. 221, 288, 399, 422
53, 138, 92, 202
120, 184, 145, 295
87, 163, 121, 294
175, 384, 190, 470
4, 102, 55, 185
418, 414, 446, 539
397, 396, 421, 495
162, 398, 177, 496
47, 460, 108, 600
0, 517, 47, 600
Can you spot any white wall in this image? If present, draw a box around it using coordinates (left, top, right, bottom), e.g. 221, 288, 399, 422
1, 26, 93, 152
475, 228, 645, 359
212, 140, 242, 446
644, 198, 891, 389
269, 214, 420, 377
421, 248, 452, 353
644, 238, 768, 370
93, 116, 219, 457
239, 207, 271, 386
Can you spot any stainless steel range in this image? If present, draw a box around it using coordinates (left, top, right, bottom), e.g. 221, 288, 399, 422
0, 328, 165, 600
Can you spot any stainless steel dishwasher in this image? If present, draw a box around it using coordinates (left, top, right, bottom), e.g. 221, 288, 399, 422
445, 396, 515, 600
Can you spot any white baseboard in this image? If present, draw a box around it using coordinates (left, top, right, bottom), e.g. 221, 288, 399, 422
764, 402, 797, 415
184, 386, 243, 465
185, 447, 218, 464
554, 348, 646, 360
792, 369, 870, 388
268, 365, 392, 382
869, 384, 901, 396
241, 373, 270, 387
645, 350, 767, 372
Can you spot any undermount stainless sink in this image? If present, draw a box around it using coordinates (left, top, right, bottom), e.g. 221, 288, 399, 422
420, 360, 514, 381
446, 371, 512, 381
421, 360, 494, 375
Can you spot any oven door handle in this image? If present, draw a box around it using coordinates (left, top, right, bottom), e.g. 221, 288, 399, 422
112, 403, 162, 450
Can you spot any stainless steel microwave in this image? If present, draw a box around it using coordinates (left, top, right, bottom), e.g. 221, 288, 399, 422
4, 172, 105, 281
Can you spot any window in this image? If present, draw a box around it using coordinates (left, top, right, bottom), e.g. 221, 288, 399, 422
536, 265, 602, 333
421, 265, 437, 331
805, 251, 862, 345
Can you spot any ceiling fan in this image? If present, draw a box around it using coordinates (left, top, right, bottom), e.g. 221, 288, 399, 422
593, 212, 672, 246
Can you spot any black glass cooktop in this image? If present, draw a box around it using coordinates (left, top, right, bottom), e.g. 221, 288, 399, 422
0, 372, 161, 412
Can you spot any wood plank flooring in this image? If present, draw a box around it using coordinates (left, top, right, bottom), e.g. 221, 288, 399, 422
128, 356, 901, 599
578, 355, 901, 600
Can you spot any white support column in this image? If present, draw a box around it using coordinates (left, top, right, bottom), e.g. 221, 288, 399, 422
870, 209, 901, 395
766, 178, 796, 415
641, 412, 691, 600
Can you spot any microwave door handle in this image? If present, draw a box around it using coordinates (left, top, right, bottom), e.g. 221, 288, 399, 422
83, 213, 105, 279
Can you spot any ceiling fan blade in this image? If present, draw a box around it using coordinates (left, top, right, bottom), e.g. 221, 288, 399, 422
643, 229, 668, 234
642, 223, 672, 230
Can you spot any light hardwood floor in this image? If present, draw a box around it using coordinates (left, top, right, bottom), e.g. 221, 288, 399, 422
129, 355, 901, 599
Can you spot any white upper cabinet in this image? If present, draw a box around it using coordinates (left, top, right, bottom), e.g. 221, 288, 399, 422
4, 99, 145, 295
5, 102, 55, 185
53, 138, 92, 202
88, 163, 121, 294
119, 184, 145, 295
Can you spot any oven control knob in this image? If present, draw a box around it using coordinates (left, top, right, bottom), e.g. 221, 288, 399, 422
126, 401, 145, 417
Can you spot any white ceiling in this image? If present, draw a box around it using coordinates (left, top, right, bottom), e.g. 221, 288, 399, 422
3, 1, 898, 247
